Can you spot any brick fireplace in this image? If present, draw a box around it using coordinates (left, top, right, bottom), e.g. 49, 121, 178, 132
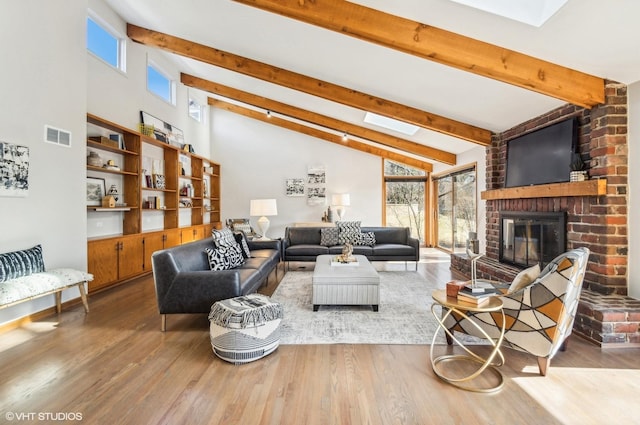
451, 81, 640, 347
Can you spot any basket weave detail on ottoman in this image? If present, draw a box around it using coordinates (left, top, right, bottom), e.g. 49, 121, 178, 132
208, 294, 283, 364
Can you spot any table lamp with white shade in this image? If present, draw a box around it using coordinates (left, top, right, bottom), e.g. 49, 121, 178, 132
250, 199, 278, 240
331, 193, 351, 221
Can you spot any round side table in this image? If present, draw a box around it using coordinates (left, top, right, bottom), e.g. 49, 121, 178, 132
430, 289, 506, 393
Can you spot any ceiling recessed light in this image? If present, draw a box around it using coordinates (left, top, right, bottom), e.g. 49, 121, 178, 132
449, 0, 568, 27
363, 112, 419, 136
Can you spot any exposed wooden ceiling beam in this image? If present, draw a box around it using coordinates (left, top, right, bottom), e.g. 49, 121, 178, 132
232, 0, 605, 108
182, 73, 456, 165
209, 98, 434, 172
127, 23, 492, 146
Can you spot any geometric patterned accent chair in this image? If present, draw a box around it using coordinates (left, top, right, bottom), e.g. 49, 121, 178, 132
444, 247, 590, 376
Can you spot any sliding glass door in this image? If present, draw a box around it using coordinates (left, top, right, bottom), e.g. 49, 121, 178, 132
435, 167, 476, 253
383, 160, 427, 244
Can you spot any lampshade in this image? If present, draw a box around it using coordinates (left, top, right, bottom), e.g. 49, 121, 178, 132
250, 199, 278, 240
331, 193, 351, 206
250, 199, 278, 216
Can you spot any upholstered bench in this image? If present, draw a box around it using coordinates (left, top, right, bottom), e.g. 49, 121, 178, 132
0, 245, 92, 314
208, 294, 283, 364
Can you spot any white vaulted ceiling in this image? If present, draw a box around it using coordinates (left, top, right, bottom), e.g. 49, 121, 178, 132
103, 0, 640, 165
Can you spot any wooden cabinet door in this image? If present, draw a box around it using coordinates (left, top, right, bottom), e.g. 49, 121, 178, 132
193, 225, 206, 241
88, 239, 119, 293
118, 236, 144, 280
164, 228, 181, 249
180, 227, 195, 244
142, 232, 165, 273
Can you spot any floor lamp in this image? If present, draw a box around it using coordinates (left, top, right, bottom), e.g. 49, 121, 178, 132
250, 199, 278, 240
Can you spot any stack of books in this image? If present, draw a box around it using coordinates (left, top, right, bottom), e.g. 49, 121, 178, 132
457, 284, 500, 306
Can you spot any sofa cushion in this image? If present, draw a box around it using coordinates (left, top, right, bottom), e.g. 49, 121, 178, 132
205, 243, 245, 271
372, 244, 415, 256
320, 227, 339, 246
337, 221, 362, 244
0, 268, 92, 306
0, 244, 45, 283
365, 227, 407, 244
287, 227, 322, 245
286, 245, 330, 256
352, 245, 374, 256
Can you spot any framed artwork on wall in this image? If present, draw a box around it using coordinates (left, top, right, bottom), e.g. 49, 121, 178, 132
0, 142, 29, 197
285, 178, 304, 197
307, 165, 326, 205
86, 177, 106, 206
140, 111, 185, 148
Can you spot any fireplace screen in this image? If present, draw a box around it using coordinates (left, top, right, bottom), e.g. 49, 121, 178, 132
499, 212, 566, 268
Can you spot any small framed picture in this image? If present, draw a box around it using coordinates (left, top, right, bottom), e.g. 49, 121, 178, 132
86, 177, 106, 206
153, 174, 166, 190
285, 178, 304, 197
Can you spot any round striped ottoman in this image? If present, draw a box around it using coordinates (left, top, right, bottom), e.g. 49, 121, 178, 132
208, 294, 283, 364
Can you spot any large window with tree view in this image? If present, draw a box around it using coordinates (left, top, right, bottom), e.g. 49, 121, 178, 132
434, 167, 476, 253
384, 160, 427, 244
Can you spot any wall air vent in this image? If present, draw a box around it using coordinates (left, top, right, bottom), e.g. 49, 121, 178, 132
44, 125, 72, 147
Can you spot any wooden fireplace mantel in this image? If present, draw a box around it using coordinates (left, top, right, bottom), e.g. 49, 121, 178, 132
481, 179, 607, 200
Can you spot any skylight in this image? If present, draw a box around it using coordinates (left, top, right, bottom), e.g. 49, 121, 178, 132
363, 112, 419, 136
448, 0, 568, 27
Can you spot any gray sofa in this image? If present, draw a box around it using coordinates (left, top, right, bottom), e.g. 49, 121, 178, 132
151, 237, 280, 331
282, 226, 419, 266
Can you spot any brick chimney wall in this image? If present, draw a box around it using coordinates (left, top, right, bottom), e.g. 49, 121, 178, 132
484, 81, 628, 295
451, 82, 640, 346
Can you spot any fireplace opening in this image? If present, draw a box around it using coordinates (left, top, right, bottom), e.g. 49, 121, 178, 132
499, 211, 566, 268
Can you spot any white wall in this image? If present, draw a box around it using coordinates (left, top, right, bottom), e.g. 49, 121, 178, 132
211, 109, 383, 239
0, 0, 88, 324
87, 0, 210, 157
86, 0, 211, 238
628, 81, 639, 299
0, 0, 210, 325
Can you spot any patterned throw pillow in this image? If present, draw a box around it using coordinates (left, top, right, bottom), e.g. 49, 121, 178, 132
211, 228, 238, 248
0, 244, 45, 283
205, 243, 245, 271
337, 221, 362, 245
357, 231, 376, 247
320, 227, 339, 246
233, 231, 252, 258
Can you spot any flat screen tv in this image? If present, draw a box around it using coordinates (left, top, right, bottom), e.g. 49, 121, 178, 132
505, 118, 578, 187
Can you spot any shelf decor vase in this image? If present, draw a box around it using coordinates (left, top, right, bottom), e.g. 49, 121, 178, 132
570, 170, 588, 182
87, 151, 102, 167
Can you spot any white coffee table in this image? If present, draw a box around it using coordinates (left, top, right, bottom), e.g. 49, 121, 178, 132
312, 254, 380, 311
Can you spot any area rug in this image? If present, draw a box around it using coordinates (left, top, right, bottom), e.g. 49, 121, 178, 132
271, 271, 446, 345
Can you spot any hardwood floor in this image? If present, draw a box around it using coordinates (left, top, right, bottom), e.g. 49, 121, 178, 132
1, 249, 639, 425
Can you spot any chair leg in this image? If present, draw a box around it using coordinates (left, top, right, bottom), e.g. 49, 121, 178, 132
161, 314, 167, 332
446, 331, 453, 345
537, 357, 550, 376
560, 338, 569, 352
